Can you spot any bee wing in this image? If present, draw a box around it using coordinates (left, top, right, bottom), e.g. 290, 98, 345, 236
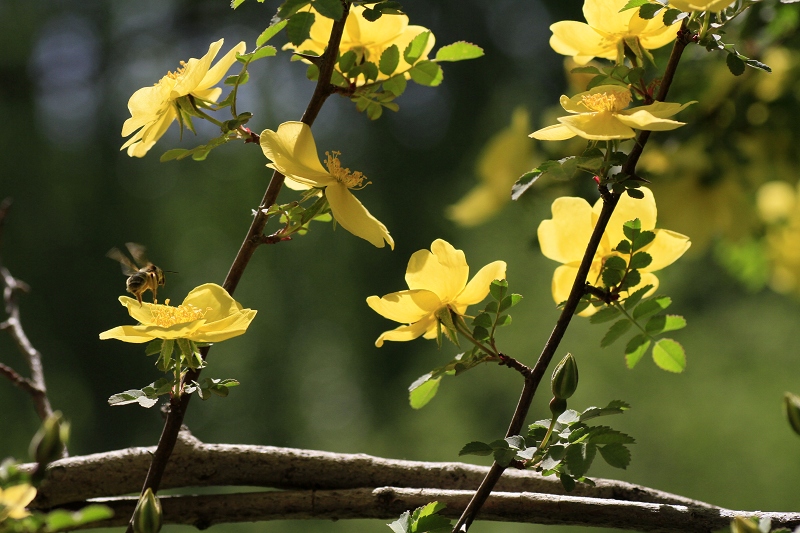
125, 242, 151, 267
107, 247, 139, 276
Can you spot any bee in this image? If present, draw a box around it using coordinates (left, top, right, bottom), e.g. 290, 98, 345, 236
107, 243, 166, 306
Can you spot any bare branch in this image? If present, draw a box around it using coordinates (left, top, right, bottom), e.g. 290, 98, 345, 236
58, 488, 800, 532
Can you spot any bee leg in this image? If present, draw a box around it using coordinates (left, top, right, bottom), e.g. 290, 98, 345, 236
137, 293, 143, 307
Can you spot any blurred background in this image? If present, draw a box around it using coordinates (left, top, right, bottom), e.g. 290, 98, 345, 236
2, 0, 800, 531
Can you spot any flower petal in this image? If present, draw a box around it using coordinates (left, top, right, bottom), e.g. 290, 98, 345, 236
182, 283, 241, 322
325, 182, 394, 248
538, 196, 595, 264
260, 122, 333, 186
374, 316, 436, 347
366, 290, 442, 323
529, 123, 577, 141
405, 239, 469, 301
549, 21, 614, 63
643, 228, 691, 271
194, 309, 257, 342
558, 112, 636, 140
99, 325, 160, 343
196, 41, 247, 92
596, 186, 658, 249
171, 39, 223, 99
614, 110, 686, 132
583, 0, 638, 34
456, 261, 507, 307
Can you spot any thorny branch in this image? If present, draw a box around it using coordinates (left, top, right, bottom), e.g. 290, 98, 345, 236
452, 23, 693, 532
0, 198, 55, 423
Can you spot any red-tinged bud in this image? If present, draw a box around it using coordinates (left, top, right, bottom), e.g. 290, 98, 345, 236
551, 353, 579, 400
133, 488, 162, 533
592, 175, 601, 184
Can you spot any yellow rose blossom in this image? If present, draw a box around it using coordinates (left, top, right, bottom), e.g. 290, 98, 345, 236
367, 239, 506, 346
99, 283, 256, 343
538, 187, 690, 315
260, 121, 393, 249
530, 85, 694, 141
284, 5, 434, 84
756, 181, 800, 295
446, 107, 540, 227
0, 484, 36, 521
669, 0, 735, 12
550, 0, 680, 65
121, 39, 246, 158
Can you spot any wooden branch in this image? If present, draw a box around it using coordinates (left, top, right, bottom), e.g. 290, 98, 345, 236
58, 488, 800, 532
30, 431, 711, 510
0, 198, 55, 422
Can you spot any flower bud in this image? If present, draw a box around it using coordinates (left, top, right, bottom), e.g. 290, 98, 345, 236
133, 488, 162, 533
551, 353, 579, 400
29, 412, 69, 467
549, 397, 567, 417
784, 392, 800, 436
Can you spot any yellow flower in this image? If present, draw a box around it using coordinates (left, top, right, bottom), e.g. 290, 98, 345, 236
756, 181, 800, 295
99, 283, 256, 343
530, 85, 693, 141
446, 107, 540, 227
537, 187, 690, 315
367, 239, 506, 347
669, 0, 735, 12
121, 39, 246, 158
0, 484, 36, 521
550, 0, 679, 65
260, 121, 393, 249
284, 5, 434, 84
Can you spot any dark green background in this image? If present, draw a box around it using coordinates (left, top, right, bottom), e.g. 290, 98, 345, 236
2, 1, 800, 532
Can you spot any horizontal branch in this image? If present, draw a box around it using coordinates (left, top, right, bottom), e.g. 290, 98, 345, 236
66, 488, 800, 532
32, 431, 711, 509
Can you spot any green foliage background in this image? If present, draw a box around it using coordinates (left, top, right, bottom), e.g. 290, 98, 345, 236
2, 1, 800, 532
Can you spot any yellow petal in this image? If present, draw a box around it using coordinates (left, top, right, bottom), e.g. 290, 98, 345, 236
366, 289, 442, 323
192, 87, 223, 103
456, 261, 507, 306
615, 109, 687, 131
583, 0, 638, 34
120, 296, 156, 324
596, 186, 658, 249
171, 39, 223, 99
375, 315, 436, 347
405, 239, 469, 301
549, 21, 614, 62
643, 228, 691, 271
194, 309, 257, 342
259, 122, 333, 186
670, 0, 734, 11
538, 196, 595, 264
558, 112, 636, 140
182, 283, 241, 321
529, 123, 577, 141
121, 82, 172, 136
99, 325, 158, 343
325, 182, 394, 248
2, 484, 36, 519
639, 23, 681, 49
196, 41, 247, 91
446, 185, 505, 227
551, 264, 580, 309
626, 271, 660, 297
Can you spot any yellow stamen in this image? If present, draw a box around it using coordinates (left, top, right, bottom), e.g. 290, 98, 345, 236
166, 60, 188, 80
324, 151, 370, 189
150, 300, 209, 327
581, 89, 632, 113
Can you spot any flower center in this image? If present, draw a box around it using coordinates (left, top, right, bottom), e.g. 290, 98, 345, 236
149, 299, 209, 327
325, 151, 369, 189
166, 61, 188, 80
581, 89, 632, 113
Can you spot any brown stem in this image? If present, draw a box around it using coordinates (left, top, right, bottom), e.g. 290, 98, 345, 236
452, 25, 692, 533
124, 4, 351, 532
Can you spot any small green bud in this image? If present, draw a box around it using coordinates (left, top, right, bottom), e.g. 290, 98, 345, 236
784, 392, 800, 436
730, 516, 761, 533
549, 397, 567, 417
551, 353, 579, 400
29, 412, 69, 467
133, 488, 162, 533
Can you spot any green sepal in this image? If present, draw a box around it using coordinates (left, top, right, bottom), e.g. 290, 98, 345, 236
156, 339, 175, 372
144, 339, 163, 356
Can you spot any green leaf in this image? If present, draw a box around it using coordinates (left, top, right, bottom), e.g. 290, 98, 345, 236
602, 268, 623, 288
560, 473, 576, 492
622, 284, 653, 310
626, 187, 645, 199
588, 426, 636, 444
45, 505, 114, 530
160, 148, 189, 162
601, 319, 632, 347
388, 511, 411, 533
409, 60, 443, 87
383, 75, 407, 96
232, 0, 247, 8
286, 11, 315, 46
257, 19, 288, 47
652, 338, 686, 372
144, 339, 163, 356
434, 41, 484, 62
107, 390, 158, 408
489, 279, 508, 301
511, 168, 543, 200
379, 44, 400, 76
638, 3, 662, 19
618, 269, 640, 292
366, 101, 383, 120
619, 0, 649, 10
495, 314, 512, 327
404, 31, 431, 64
589, 306, 621, 324
727, 53, 746, 76
311, 0, 344, 20
624, 334, 650, 369
632, 295, 671, 320
662, 8, 683, 25
604, 255, 627, 272
598, 443, 631, 469
484, 301, 499, 314
252, 46, 278, 61
459, 441, 494, 456
632, 230, 655, 250
472, 325, 489, 340
498, 294, 522, 313
277, 0, 312, 19
580, 400, 630, 422
629, 251, 652, 270
571, 66, 601, 74
745, 58, 772, 73
622, 218, 641, 240
472, 313, 493, 328
493, 447, 518, 467
409, 375, 441, 409
645, 314, 687, 335
565, 442, 596, 477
